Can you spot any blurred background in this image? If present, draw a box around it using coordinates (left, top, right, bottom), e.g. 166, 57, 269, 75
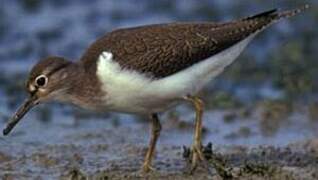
0, 0, 317, 178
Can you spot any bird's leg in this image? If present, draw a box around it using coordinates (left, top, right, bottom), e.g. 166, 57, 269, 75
184, 95, 206, 172
141, 113, 162, 173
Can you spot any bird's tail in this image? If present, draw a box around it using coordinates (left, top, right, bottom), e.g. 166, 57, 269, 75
239, 4, 309, 34
276, 4, 310, 19
243, 4, 309, 22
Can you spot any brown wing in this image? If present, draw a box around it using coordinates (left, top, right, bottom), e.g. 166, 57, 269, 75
80, 6, 306, 78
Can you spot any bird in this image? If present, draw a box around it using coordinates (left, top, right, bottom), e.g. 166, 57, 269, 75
3, 5, 308, 173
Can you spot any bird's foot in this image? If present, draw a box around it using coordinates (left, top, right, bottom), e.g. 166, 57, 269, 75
183, 143, 233, 178
183, 144, 212, 174
190, 144, 205, 172
140, 162, 156, 174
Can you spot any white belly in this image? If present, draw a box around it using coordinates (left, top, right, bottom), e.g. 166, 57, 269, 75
96, 34, 256, 114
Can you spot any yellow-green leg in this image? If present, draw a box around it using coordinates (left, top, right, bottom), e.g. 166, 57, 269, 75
184, 95, 205, 171
141, 113, 161, 173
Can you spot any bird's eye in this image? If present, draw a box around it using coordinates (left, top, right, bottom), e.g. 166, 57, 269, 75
35, 75, 48, 87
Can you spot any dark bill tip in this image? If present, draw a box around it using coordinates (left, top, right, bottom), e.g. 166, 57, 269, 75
3, 114, 21, 136
2, 97, 37, 136
3, 128, 10, 136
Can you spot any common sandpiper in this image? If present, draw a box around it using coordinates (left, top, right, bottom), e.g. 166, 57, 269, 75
3, 5, 308, 173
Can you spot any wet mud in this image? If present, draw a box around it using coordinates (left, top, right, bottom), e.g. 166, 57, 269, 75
0, 103, 317, 180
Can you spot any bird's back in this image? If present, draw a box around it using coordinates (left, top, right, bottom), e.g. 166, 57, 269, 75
80, 5, 308, 78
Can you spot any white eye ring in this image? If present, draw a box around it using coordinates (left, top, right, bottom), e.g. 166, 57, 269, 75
35, 75, 48, 87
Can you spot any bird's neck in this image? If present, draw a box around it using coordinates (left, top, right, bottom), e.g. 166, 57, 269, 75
62, 62, 106, 111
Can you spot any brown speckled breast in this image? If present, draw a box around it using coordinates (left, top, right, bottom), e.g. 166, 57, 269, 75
80, 9, 278, 78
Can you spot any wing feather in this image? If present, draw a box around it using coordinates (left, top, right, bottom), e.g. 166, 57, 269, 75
80, 6, 307, 78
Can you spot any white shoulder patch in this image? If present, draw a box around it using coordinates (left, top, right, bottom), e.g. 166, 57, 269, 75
96, 51, 151, 87
100, 51, 113, 61
96, 51, 157, 112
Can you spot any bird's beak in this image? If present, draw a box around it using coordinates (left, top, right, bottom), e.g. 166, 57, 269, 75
3, 95, 39, 136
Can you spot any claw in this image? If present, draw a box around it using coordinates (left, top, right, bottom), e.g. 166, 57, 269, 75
186, 144, 214, 175
141, 163, 156, 173
190, 144, 202, 172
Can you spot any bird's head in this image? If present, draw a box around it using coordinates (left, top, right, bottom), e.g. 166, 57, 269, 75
3, 56, 74, 135
27, 56, 73, 102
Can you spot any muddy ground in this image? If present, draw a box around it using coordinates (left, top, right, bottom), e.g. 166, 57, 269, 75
0, 102, 318, 180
